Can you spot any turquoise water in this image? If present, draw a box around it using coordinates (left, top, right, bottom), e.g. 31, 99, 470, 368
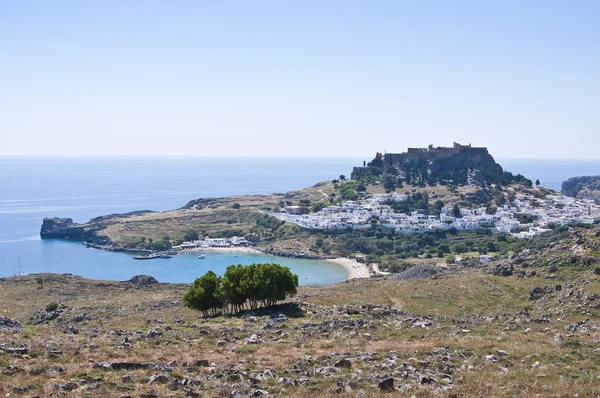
0, 156, 598, 283
15, 240, 347, 285
0, 157, 362, 283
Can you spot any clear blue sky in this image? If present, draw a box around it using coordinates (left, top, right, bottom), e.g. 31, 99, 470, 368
1, 1, 598, 158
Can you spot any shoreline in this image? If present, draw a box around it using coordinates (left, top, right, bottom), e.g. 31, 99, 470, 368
328, 257, 371, 279
178, 247, 371, 280
175, 246, 263, 254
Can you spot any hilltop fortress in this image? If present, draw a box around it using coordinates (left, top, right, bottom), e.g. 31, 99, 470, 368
352, 143, 514, 186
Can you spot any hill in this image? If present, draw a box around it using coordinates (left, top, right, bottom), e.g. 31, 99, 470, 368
562, 176, 600, 203
3, 223, 600, 396
352, 142, 532, 186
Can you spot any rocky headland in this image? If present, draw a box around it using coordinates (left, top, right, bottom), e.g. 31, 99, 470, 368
562, 175, 600, 203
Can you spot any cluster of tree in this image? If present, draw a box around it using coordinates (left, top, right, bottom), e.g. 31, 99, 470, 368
129, 235, 172, 251
308, 223, 559, 266
182, 263, 299, 316
337, 180, 360, 201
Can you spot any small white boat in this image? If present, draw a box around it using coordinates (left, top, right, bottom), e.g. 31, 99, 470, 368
198, 255, 206, 259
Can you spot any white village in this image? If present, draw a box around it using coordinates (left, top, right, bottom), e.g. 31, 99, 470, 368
270, 193, 600, 239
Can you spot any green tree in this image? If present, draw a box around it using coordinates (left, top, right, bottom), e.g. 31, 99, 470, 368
182, 271, 224, 316
183, 230, 199, 242
452, 204, 462, 218
183, 264, 298, 316
535, 179, 540, 186
339, 175, 346, 181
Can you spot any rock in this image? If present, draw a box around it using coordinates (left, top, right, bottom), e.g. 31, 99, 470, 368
392, 264, 451, 281
492, 263, 514, 276
277, 377, 295, 386
333, 359, 352, 369
93, 362, 173, 371
192, 359, 209, 367
127, 275, 159, 286
3, 345, 28, 355
496, 350, 510, 356
216, 340, 227, 346
555, 333, 563, 341
0, 317, 24, 332
529, 286, 550, 300
146, 328, 163, 338
244, 334, 262, 345
378, 377, 394, 391
148, 374, 170, 384
420, 376, 436, 384
485, 355, 498, 362
60, 381, 77, 391
71, 314, 88, 323
122, 375, 135, 383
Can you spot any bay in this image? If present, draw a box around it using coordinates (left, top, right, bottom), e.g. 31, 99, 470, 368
0, 156, 598, 283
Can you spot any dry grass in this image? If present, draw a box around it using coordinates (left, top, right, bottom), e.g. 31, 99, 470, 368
1, 268, 600, 397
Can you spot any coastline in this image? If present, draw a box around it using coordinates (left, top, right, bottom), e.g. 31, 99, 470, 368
178, 247, 371, 280
175, 246, 263, 254
328, 257, 371, 279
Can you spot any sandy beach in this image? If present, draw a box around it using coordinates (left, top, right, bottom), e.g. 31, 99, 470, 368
329, 257, 371, 279
176, 247, 370, 280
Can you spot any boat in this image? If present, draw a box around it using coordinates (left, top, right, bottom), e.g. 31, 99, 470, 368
133, 252, 171, 260
198, 254, 206, 259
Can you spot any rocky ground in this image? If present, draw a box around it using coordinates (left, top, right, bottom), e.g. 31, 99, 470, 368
2, 227, 600, 397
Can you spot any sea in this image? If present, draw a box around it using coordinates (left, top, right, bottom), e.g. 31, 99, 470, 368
0, 157, 599, 284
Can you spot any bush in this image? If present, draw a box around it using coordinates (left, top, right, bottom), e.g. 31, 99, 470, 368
45, 302, 59, 312
594, 266, 600, 276
232, 202, 241, 209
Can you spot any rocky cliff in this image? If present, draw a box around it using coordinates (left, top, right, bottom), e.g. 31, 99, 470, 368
352, 143, 527, 186
40, 217, 112, 245
562, 176, 600, 203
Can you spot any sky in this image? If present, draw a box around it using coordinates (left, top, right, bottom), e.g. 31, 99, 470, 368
1, 1, 599, 158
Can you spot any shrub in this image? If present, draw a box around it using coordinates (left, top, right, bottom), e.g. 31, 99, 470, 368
594, 266, 600, 276
232, 202, 241, 209
45, 302, 59, 312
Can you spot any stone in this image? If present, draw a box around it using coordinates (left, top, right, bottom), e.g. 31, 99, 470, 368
192, 359, 209, 367
122, 375, 135, 383
333, 359, 352, 369
148, 374, 170, 384
146, 328, 163, 338
378, 377, 394, 391
126, 275, 159, 286
244, 334, 262, 345
0, 317, 24, 332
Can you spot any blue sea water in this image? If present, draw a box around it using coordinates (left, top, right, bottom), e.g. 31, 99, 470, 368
0, 157, 598, 283
0, 157, 362, 284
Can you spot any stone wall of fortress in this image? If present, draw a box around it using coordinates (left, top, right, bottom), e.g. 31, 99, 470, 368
383, 146, 489, 168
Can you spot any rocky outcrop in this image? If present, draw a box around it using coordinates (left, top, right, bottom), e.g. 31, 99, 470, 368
125, 275, 159, 286
40, 217, 111, 245
562, 176, 600, 203
353, 143, 524, 186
